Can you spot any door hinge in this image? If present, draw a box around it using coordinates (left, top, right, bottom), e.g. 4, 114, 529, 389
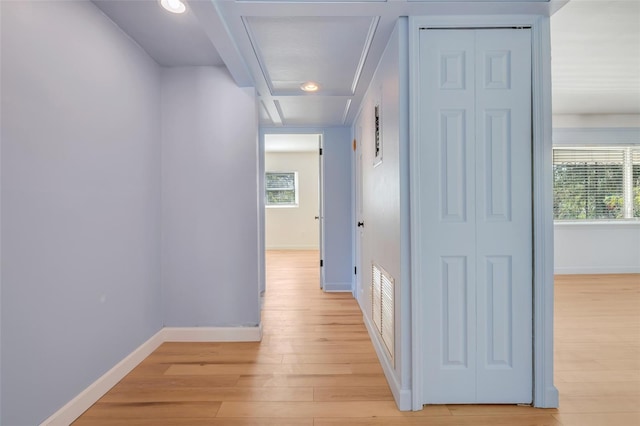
354, 266, 357, 275
320, 259, 324, 267
319, 148, 323, 155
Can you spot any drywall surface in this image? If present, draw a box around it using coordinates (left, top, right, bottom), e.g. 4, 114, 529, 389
1, 1, 162, 424
161, 66, 260, 327
265, 151, 320, 250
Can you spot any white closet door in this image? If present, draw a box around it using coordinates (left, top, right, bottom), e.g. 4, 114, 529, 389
419, 28, 532, 404
420, 29, 477, 403
475, 29, 532, 403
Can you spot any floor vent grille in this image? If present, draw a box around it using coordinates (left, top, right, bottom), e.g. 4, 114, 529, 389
371, 263, 394, 364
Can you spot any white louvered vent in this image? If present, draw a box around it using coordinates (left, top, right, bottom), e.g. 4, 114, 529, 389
371, 263, 394, 364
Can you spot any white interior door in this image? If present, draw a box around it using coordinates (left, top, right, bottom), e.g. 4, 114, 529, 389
355, 128, 364, 298
318, 134, 325, 290
419, 28, 532, 404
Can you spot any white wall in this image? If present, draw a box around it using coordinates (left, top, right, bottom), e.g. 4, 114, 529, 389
553, 126, 640, 274
553, 114, 640, 128
265, 151, 319, 250
161, 66, 260, 327
353, 20, 411, 408
555, 222, 640, 274
1, 2, 162, 424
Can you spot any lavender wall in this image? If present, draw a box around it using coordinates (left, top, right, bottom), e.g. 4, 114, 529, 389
1, 1, 163, 424
161, 67, 260, 327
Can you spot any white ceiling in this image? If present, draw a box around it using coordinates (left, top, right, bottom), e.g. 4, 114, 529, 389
265, 134, 320, 152
550, 0, 640, 115
91, 0, 640, 128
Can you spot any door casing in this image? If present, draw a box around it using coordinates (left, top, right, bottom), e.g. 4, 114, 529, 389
408, 15, 558, 410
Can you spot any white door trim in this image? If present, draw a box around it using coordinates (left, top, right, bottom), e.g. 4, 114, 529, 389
261, 130, 326, 290
408, 15, 558, 410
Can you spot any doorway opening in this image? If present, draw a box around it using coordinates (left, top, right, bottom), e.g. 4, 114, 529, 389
263, 133, 324, 292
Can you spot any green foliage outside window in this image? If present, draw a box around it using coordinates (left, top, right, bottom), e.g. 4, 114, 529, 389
553, 147, 639, 220
265, 172, 297, 206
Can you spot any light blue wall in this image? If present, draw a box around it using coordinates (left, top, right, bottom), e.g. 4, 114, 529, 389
161, 67, 260, 326
1, 2, 163, 424
260, 127, 353, 292
352, 19, 411, 408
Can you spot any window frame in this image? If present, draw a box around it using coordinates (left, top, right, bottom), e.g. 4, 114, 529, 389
265, 171, 299, 208
552, 127, 640, 224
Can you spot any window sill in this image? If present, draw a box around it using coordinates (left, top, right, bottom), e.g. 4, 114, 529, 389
554, 220, 640, 227
266, 204, 299, 209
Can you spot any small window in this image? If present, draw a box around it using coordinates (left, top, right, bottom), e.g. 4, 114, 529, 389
265, 172, 298, 207
553, 147, 640, 220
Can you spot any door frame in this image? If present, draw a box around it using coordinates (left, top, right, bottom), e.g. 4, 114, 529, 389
353, 126, 363, 299
408, 15, 557, 410
260, 129, 326, 291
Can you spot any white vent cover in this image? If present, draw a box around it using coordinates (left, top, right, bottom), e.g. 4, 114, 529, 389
371, 263, 394, 364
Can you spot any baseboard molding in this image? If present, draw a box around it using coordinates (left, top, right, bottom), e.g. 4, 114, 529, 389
555, 266, 640, 275
40, 329, 165, 426
40, 324, 263, 426
537, 385, 559, 408
162, 325, 263, 342
323, 282, 352, 292
362, 313, 412, 411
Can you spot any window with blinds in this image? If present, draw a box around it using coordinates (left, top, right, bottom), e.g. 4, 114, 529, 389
265, 172, 298, 206
553, 147, 640, 220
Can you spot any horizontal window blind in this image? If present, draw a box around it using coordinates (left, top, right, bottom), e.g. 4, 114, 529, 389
266, 172, 298, 206
553, 147, 639, 220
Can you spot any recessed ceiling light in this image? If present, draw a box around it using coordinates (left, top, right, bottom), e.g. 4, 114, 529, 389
160, 0, 186, 14
300, 81, 320, 92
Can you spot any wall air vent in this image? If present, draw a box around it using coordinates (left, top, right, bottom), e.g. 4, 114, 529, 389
371, 263, 394, 364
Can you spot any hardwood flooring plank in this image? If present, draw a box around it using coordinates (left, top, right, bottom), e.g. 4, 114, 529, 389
313, 386, 393, 401
216, 401, 451, 418
235, 374, 390, 388
100, 386, 314, 403
552, 412, 640, 426
314, 414, 562, 426
447, 405, 557, 416
282, 353, 381, 364
115, 375, 241, 388
165, 363, 354, 376
74, 418, 313, 426
76, 401, 221, 419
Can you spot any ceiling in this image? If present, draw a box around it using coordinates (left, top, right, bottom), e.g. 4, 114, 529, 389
93, 0, 640, 128
265, 134, 320, 152
550, 0, 640, 115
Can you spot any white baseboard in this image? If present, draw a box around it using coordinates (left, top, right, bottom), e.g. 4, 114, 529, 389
555, 266, 640, 275
362, 313, 412, 411
162, 325, 262, 342
40, 329, 165, 426
536, 385, 559, 408
323, 282, 352, 292
40, 324, 263, 426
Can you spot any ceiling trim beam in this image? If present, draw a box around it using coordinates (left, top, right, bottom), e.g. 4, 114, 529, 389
188, 0, 253, 86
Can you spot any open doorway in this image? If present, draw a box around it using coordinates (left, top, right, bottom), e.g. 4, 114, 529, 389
264, 133, 324, 290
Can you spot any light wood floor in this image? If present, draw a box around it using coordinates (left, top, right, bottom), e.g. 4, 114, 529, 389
73, 251, 640, 425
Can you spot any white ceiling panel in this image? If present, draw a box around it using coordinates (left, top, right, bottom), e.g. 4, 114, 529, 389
275, 97, 350, 126
551, 0, 640, 114
244, 16, 378, 96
